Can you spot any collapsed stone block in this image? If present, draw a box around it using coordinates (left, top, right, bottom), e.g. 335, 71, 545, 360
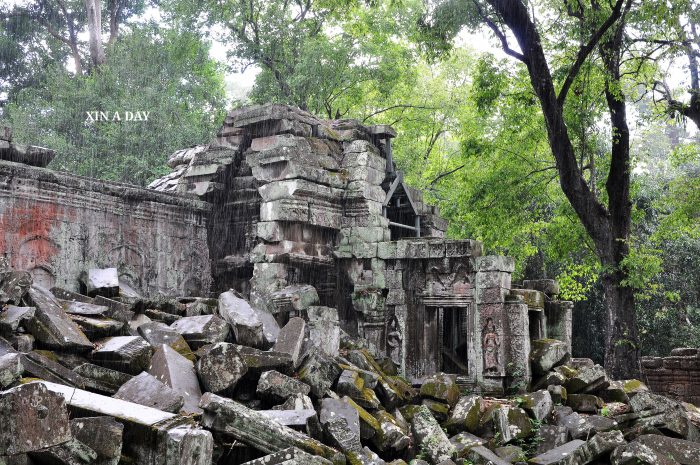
297, 348, 342, 398
0, 353, 22, 388
257, 370, 311, 402
114, 371, 185, 413
138, 321, 194, 361
240, 447, 332, 465
0, 383, 71, 455
218, 290, 278, 348
273, 317, 306, 368
0, 271, 32, 305
0, 306, 35, 333
84, 268, 119, 297
91, 336, 152, 375
195, 342, 248, 395
410, 405, 456, 464
169, 315, 229, 349
70, 416, 123, 465
149, 344, 202, 414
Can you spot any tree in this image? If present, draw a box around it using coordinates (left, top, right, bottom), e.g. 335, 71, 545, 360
422, 0, 648, 378
6, 26, 226, 185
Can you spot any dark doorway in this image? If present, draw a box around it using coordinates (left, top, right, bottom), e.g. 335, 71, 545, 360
441, 306, 470, 375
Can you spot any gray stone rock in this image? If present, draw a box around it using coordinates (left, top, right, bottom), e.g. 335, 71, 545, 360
494, 406, 533, 443
73, 362, 133, 394
199, 393, 344, 464
318, 398, 362, 450
91, 336, 152, 375
0, 353, 22, 388
307, 306, 340, 357
84, 268, 119, 297
420, 372, 460, 407
24, 285, 93, 351
257, 370, 311, 402
258, 409, 318, 428
137, 322, 194, 361
529, 440, 586, 465
630, 391, 698, 439
114, 371, 185, 413
270, 285, 320, 314
28, 438, 97, 465
636, 434, 700, 465
218, 290, 279, 348
232, 345, 293, 375
372, 410, 410, 453
297, 348, 342, 397
239, 447, 332, 465
169, 315, 229, 349
0, 271, 32, 305
611, 441, 678, 465
521, 390, 554, 421
20, 350, 87, 388
272, 393, 315, 411
61, 300, 110, 316
495, 445, 524, 462
149, 344, 202, 414
567, 394, 604, 413
195, 342, 248, 395
0, 383, 72, 455
0, 306, 35, 333
273, 317, 306, 368
465, 446, 511, 465
411, 405, 456, 463
445, 395, 482, 434
449, 432, 486, 458
535, 425, 569, 455
558, 412, 618, 440
70, 416, 124, 465
530, 339, 569, 374
565, 364, 609, 394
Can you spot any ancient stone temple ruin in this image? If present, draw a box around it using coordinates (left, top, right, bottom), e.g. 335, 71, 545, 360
1, 104, 573, 394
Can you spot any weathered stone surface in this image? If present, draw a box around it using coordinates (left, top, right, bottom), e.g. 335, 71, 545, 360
114, 371, 185, 413
494, 406, 533, 443
91, 336, 152, 375
70, 416, 124, 465
20, 350, 87, 388
273, 393, 315, 411
169, 315, 229, 349
200, 393, 344, 464
73, 362, 132, 394
372, 410, 409, 453
0, 306, 34, 333
29, 438, 97, 465
195, 342, 248, 395
610, 441, 678, 465
138, 322, 194, 361
0, 353, 22, 388
240, 447, 332, 465
0, 383, 72, 455
219, 290, 279, 348
565, 364, 609, 394
445, 395, 482, 434
529, 440, 586, 465
307, 306, 340, 357
259, 409, 318, 428
567, 394, 604, 413
257, 370, 311, 402
320, 401, 362, 453
270, 285, 320, 314
149, 344, 202, 414
521, 390, 554, 421
629, 391, 698, 439
70, 314, 124, 339
530, 339, 569, 374
84, 268, 119, 297
0, 271, 32, 304
24, 285, 93, 350
411, 405, 456, 463
273, 317, 306, 368
636, 434, 700, 465
232, 345, 294, 374
495, 445, 524, 462
420, 373, 460, 407
465, 446, 511, 465
298, 348, 342, 398
535, 425, 569, 455
558, 412, 618, 439
449, 432, 486, 458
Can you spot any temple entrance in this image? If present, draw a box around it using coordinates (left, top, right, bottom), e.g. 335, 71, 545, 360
440, 306, 470, 375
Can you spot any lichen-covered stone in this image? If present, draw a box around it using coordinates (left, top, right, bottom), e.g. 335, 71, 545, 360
410, 405, 456, 464
520, 390, 553, 421
444, 395, 482, 434
419, 373, 460, 407
91, 336, 152, 375
114, 371, 185, 413
298, 348, 342, 398
530, 339, 569, 374
257, 370, 311, 402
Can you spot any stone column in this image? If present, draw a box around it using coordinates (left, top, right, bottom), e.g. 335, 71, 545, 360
545, 300, 574, 354
475, 255, 514, 394
504, 296, 531, 393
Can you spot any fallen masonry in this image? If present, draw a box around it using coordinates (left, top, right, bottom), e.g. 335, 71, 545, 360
1, 108, 700, 464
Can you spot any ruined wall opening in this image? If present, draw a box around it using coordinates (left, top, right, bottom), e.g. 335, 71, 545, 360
440, 306, 470, 375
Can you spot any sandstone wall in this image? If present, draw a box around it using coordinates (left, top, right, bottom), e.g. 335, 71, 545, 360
642, 348, 700, 406
0, 160, 210, 296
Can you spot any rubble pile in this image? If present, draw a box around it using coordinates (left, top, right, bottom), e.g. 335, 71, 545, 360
2, 263, 700, 465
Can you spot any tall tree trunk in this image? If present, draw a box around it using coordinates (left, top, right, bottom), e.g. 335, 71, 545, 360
84, 0, 106, 68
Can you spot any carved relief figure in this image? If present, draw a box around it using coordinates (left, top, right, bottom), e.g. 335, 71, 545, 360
386, 314, 402, 365
482, 317, 500, 373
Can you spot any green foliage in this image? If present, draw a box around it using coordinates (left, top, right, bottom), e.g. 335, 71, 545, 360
6, 27, 226, 185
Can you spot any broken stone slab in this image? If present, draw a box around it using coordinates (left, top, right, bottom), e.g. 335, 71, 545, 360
91, 336, 153, 375
138, 322, 195, 361
200, 393, 345, 464
169, 315, 229, 349
114, 371, 185, 413
60, 300, 110, 316
565, 364, 609, 394
335, 369, 379, 409
494, 406, 533, 443
70, 417, 124, 465
24, 285, 93, 351
83, 268, 119, 297
411, 405, 456, 463
318, 398, 362, 452
149, 344, 202, 415
530, 339, 570, 374
73, 362, 133, 395
420, 372, 460, 407
610, 441, 678, 465
258, 409, 318, 428
564, 430, 626, 465
28, 438, 97, 465
270, 285, 320, 314
50, 287, 94, 304
422, 398, 450, 422
628, 391, 698, 439
567, 393, 604, 413
218, 290, 278, 348
0, 306, 35, 333
297, 347, 342, 398
257, 370, 311, 402
93, 296, 134, 323
38, 381, 212, 465
465, 446, 511, 465
372, 410, 410, 453
529, 440, 586, 465
273, 317, 306, 368
307, 306, 340, 357
20, 350, 87, 388
523, 279, 560, 295
0, 271, 32, 304
495, 445, 525, 462
240, 447, 333, 465
0, 353, 22, 388
450, 432, 486, 458
70, 314, 125, 339
196, 342, 248, 395
535, 425, 569, 455
636, 434, 700, 464
445, 395, 482, 434
273, 393, 315, 411
520, 389, 553, 422
0, 382, 72, 455
558, 412, 618, 440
